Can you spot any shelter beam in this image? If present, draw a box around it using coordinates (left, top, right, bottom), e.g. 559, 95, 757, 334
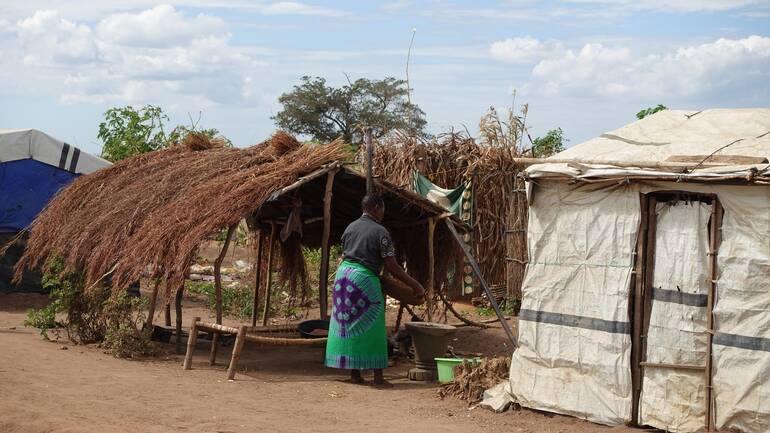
318, 169, 337, 321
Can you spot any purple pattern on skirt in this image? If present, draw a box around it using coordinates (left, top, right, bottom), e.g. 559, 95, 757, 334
332, 271, 375, 338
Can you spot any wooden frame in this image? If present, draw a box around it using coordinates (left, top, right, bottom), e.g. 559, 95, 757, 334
631, 192, 722, 430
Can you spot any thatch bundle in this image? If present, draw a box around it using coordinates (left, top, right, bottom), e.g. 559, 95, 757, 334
372, 132, 528, 298
15, 132, 347, 293
438, 356, 511, 402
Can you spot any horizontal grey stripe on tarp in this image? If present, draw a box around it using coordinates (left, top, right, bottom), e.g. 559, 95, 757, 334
651, 287, 708, 307
713, 332, 770, 352
518, 309, 631, 335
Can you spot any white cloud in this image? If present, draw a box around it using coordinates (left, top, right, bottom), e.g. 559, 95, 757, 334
96, 4, 227, 47
6, 6, 267, 106
529, 36, 770, 100
16, 10, 98, 65
489, 37, 563, 63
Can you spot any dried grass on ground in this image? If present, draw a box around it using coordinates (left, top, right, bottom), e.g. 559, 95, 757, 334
438, 356, 511, 403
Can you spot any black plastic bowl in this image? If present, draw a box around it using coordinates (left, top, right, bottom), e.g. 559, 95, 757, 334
297, 319, 330, 339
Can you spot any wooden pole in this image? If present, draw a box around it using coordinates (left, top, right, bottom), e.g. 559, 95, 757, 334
227, 325, 249, 380
209, 224, 237, 365
208, 332, 220, 366
444, 219, 517, 348
251, 231, 264, 327
426, 217, 436, 322
319, 170, 337, 321
631, 194, 649, 425
365, 127, 374, 195
262, 223, 277, 326
705, 200, 722, 431
214, 224, 237, 325
182, 316, 201, 370
164, 300, 172, 327
174, 283, 185, 354
145, 278, 160, 328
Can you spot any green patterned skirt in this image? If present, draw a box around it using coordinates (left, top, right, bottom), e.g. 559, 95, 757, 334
324, 260, 387, 370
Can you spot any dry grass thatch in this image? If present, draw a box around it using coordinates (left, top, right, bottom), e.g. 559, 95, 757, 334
15, 132, 348, 293
372, 131, 529, 298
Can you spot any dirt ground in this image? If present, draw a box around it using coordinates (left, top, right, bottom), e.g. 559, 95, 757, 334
0, 292, 642, 433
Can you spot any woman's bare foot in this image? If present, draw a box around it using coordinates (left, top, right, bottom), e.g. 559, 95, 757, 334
348, 369, 365, 384
372, 369, 392, 388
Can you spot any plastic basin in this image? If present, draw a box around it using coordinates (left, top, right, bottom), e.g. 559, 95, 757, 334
435, 357, 482, 383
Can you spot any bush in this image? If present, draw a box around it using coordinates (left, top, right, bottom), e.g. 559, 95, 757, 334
25, 257, 153, 357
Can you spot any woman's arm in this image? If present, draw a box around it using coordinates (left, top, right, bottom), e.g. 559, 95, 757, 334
383, 256, 425, 296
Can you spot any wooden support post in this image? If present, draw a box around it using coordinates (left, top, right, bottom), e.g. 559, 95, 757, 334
214, 224, 237, 325
705, 200, 722, 431
175, 283, 185, 354
365, 127, 374, 194
209, 332, 220, 366
227, 325, 249, 381
251, 231, 264, 327
318, 170, 337, 321
262, 223, 277, 326
631, 194, 649, 425
641, 197, 658, 365
426, 217, 436, 322
164, 300, 172, 326
145, 278, 160, 328
182, 316, 201, 370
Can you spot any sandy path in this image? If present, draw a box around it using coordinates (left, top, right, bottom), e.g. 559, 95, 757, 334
0, 294, 635, 433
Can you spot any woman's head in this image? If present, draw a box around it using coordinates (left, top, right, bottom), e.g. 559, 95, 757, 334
361, 194, 385, 222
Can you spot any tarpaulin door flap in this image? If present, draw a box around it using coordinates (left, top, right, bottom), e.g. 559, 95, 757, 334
639, 201, 711, 433
509, 182, 639, 426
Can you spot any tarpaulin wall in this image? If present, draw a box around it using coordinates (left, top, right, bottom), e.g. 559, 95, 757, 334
509, 181, 640, 425
0, 159, 76, 233
709, 186, 770, 433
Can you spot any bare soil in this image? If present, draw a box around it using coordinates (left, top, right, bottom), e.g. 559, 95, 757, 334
0, 292, 639, 433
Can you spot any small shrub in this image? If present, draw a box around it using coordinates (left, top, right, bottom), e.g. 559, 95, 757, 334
25, 256, 152, 358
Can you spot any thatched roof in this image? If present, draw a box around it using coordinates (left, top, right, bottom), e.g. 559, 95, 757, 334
15, 132, 463, 293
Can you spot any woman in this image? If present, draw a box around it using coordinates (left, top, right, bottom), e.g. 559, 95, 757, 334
324, 194, 425, 385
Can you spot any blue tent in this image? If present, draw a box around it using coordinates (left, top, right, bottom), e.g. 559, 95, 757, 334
0, 129, 110, 292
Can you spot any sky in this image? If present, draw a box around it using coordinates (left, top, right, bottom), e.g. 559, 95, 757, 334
1, 0, 769, 155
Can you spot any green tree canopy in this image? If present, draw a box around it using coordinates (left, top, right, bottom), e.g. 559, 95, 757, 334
532, 127, 566, 158
98, 105, 229, 162
273, 76, 427, 145
636, 104, 667, 120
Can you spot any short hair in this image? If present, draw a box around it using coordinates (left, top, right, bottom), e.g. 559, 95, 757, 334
361, 194, 384, 212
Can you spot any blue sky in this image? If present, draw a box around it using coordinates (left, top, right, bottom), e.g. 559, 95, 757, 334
1, 1, 769, 155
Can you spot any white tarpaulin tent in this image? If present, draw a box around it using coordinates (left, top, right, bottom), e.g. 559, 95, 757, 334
0, 129, 109, 175
507, 109, 770, 432
1, 129, 110, 292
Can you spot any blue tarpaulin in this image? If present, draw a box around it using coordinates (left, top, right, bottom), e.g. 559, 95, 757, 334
0, 159, 77, 233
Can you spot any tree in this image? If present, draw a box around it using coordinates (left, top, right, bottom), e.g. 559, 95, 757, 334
636, 104, 667, 120
273, 76, 427, 145
532, 127, 566, 158
98, 105, 230, 162
98, 105, 176, 162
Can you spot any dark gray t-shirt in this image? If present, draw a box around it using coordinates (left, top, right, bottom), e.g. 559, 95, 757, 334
341, 214, 395, 274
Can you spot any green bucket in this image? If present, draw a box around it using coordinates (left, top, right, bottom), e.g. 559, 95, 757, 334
435, 357, 482, 383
